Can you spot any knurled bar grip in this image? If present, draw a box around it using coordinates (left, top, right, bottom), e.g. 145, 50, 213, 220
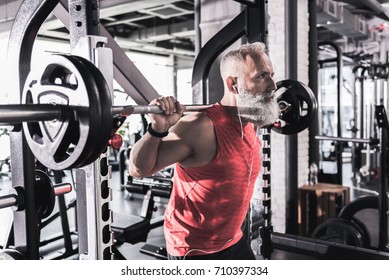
114, 104, 212, 116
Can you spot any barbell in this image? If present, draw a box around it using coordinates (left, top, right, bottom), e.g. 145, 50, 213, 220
1, 54, 316, 170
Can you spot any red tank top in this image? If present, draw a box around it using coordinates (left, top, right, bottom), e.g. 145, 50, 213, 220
164, 104, 261, 257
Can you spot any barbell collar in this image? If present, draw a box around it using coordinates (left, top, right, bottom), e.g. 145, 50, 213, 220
53, 183, 73, 196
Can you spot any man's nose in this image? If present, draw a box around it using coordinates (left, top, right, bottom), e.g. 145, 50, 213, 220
267, 77, 276, 92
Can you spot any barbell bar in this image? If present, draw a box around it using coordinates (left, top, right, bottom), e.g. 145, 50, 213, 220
11, 54, 316, 171
315, 135, 379, 145
0, 101, 293, 124
0, 104, 213, 125
0, 96, 308, 128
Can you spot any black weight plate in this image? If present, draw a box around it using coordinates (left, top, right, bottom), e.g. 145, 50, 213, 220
59, 55, 113, 168
312, 217, 366, 248
338, 195, 378, 220
68, 55, 113, 166
351, 217, 371, 248
272, 79, 317, 135
34, 170, 55, 219
22, 54, 112, 170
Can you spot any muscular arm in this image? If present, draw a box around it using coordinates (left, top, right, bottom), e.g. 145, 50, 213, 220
128, 111, 216, 178
128, 96, 185, 177
128, 124, 193, 178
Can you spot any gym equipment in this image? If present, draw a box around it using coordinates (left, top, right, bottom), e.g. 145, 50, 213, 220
112, 184, 171, 260
312, 217, 369, 248
38, 170, 78, 260
4, 0, 311, 260
0, 54, 318, 171
259, 105, 389, 260
22, 54, 113, 171
0, 170, 72, 220
0, 170, 75, 259
272, 79, 318, 135
309, 195, 381, 251
113, 155, 173, 260
317, 42, 344, 185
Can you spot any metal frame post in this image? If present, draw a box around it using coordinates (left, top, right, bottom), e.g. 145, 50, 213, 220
285, 0, 298, 234
66, 0, 114, 260
191, 0, 267, 104
308, 0, 320, 167
317, 41, 343, 184
7, 0, 61, 260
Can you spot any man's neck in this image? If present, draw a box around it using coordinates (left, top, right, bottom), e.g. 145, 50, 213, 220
219, 102, 249, 126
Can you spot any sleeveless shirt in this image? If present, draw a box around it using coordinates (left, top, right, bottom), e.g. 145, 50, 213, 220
164, 103, 261, 257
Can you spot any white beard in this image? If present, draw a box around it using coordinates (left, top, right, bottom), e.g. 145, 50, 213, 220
237, 87, 280, 127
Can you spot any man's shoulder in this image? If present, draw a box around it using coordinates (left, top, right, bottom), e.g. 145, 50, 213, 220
172, 112, 214, 140
181, 111, 212, 126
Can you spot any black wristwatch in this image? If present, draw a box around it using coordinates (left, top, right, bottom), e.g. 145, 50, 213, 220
147, 123, 169, 138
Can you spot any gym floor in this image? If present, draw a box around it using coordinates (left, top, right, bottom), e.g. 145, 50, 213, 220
0, 161, 381, 260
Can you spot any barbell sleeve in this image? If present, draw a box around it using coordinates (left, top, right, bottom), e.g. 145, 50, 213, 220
0, 104, 71, 124
0, 194, 18, 210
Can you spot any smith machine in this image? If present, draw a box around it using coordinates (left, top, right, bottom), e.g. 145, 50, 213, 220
0, 0, 350, 260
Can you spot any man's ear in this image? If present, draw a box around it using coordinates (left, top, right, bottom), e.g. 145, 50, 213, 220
227, 76, 238, 93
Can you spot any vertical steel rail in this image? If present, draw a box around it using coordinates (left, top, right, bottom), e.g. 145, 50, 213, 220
352, 65, 367, 181
259, 128, 273, 259
375, 105, 389, 251
67, 0, 114, 260
191, 11, 246, 104
6, 0, 60, 260
317, 41, 343, 184
285, 0, 298, 234
308, 0, 320, 168
191, 1, 268, 104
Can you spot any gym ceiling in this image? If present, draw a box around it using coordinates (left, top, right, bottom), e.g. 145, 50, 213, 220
1, 0, 389, 60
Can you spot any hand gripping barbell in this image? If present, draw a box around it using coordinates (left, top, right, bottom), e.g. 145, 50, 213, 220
1, 54, 316, 170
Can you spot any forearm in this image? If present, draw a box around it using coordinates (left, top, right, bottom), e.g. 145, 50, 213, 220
128, 133, 163, 178
129, 95, 184, 177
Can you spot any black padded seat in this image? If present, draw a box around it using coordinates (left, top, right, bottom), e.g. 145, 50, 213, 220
111, 212, 150, 244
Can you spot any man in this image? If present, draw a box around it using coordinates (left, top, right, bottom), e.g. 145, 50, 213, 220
128, 42, 280, 259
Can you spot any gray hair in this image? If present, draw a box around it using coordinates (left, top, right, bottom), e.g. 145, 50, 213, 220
220, 42, 267, 80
